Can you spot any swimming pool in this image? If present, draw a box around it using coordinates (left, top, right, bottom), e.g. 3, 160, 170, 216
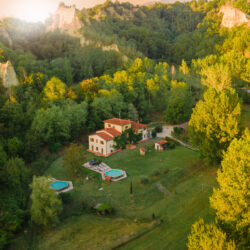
105, 169, 123, 178
50, 181, 68, 191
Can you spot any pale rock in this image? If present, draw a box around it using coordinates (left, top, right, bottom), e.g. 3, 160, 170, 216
0, 61, 19, 88
220, 5, 250, 28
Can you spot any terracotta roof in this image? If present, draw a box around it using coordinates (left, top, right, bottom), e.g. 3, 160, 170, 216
140, 147, 146, 152
95, 132, 113, 141
104, 118, 132, 126
97, 128, 121, 137
131, 121, 147, 129
156, 140, 168, 145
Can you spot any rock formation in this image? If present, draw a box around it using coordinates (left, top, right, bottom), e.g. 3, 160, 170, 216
220, 5, 250, 28
0, 61, 19, 88
46, 5, 83, 38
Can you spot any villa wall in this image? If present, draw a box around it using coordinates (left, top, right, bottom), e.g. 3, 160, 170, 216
89, 134, 108, 155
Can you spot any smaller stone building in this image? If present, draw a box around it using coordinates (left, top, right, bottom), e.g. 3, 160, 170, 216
155, 140, 168, 151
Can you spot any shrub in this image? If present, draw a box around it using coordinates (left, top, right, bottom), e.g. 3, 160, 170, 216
49, 142, 62, 153
168, 141, 176, 149
153, 170, 161, 177
155, 125, 163, 133
152, 129, 157, 138
173, 127, 184, 135
140, 177, 149, 185
97, 204, 114, 215
59, 193, 72, 205
165, 136, 180, 145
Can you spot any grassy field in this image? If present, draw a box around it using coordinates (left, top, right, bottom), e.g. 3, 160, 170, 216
12, 140, 217, 250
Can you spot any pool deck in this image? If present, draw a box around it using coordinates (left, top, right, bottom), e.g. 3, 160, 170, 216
83, 162, 127, 182
49, 178, 74, 194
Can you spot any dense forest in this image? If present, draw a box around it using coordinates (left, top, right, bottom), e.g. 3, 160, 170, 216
0, 0, 249, 249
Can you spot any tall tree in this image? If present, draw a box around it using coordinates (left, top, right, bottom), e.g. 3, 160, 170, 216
187, 218, 235, 250
30, 176, 62, 228
43, 77, 67, 102
188, 88, 241, 164
63, 143, 86, 176
210, 129, 250, 244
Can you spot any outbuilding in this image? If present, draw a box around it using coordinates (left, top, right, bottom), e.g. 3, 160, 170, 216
155, 140, 168, 151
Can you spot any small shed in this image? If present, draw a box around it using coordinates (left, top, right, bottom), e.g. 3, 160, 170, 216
155, 140, 168, 151
140, 147, 146, 156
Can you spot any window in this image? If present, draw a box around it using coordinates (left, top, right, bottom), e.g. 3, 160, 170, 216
100, 141, 104, 145
90, 138, 94, 142
96, 139, 98, 143
108, 124, 111, 127
125, 126, 128, 129
96, 147, 98, 151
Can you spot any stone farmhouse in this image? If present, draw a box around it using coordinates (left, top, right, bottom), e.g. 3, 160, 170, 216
88, 118, 152, 156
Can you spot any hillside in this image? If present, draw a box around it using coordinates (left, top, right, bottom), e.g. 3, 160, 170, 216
0, 0, 249, 249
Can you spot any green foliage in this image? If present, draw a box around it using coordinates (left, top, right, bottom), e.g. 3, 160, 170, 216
187, 218, 236, 250
173, 127, 184, 135
7, 137, 22, 157
140, 177, 149, 185
30, 176, 62, 228
152, 129, 157, 138
63, 143, 86, 176
31, 101, 88, 145
97, 204, 114, 215
43, 77, 67, 102
49, 142, 62, 153
165, 82, 192, 124
188, 88, 241, 164
210, 129, 249, 243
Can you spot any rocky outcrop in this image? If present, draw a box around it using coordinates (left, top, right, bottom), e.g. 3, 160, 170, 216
46, 5, 83, 38
0, 61, 19, 88
220, 5, 250, 28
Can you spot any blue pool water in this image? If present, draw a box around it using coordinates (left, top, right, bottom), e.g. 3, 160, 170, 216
50, 181, 68, 190
105, 170, 123, 178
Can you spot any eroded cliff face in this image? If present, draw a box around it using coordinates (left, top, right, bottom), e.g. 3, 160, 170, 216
46, 5, 83, 38
0, 61, 19, 88
220, 5, 250, 28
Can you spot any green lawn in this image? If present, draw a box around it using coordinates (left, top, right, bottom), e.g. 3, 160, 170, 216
18, 140, 217, 250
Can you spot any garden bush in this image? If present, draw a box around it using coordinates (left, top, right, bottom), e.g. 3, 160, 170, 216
165, 136, 180, 145
155, 125, 163, 133
173, 127, 184, 135
152, 129, 157, 138
97, 204, 114, 215
49, 142, 62, 153
153, 170, 161, 177
140, 177, 149, 185
59, 193, 72, 205
168, 141, 176, 149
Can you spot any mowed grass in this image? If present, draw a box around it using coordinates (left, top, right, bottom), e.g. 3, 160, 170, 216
36, 140, 217, 250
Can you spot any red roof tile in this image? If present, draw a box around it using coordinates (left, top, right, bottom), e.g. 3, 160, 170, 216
95, 132, 113, 141
131, 121, 147, 129
156, 140, 168, 145
140, 147, 146, 152
104, 128, 121, 137
104, 118, 132, 126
